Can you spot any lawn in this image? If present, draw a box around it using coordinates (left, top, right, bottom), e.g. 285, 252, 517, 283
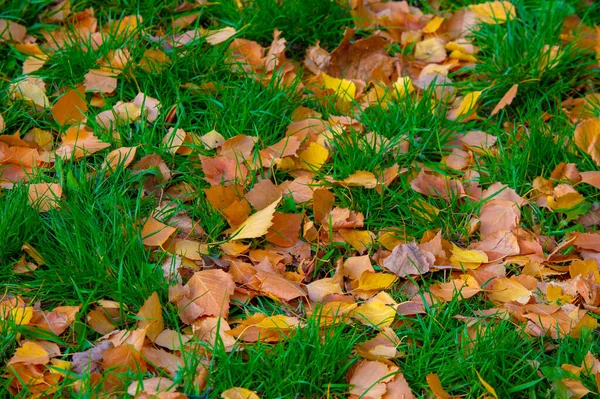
1, 0, 600, 397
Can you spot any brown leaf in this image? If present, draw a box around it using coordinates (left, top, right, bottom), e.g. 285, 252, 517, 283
200, 155, 248, 186
383, 244, 434, 277
266, 213, 302, 247
479, 199, 520, 237
245, 180, 282, 210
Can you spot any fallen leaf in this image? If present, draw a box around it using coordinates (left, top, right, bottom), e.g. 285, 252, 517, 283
266, 212, 302, 247
28, 183, 62, 212
489, 277, 532, 304
469, 1, 516, 24
491, 84, 518, 115
142, 217, 176, 246
475, 370, 498, 399
383, 244, 434, 277
348, 360, 398, 399
231, 197, 281, 241
136, 292, 164, 342
221, 387, 261, 399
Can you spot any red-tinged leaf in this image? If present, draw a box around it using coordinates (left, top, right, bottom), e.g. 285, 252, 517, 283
200, 155, 248, 186
491, 84, 518, 115
185, 269, 235, 320
410, 170, 466, 201
194, 316, 237, 352
266, 212, 302, 247
383, 244, 434, 277
52, 85, 87, 125
343, 255, 375, 280
249, 270, 306, 302
132, 92, 160, 122
245, 179, 282, 210
127, 377, 177, 396
348, 360, 399, 399
460, 130, 498, 154
141, 217, 176, 247
220, 135, 255, 161
136, 292, 164, 342
429, 274, 481, 302
30, 305, 80, 336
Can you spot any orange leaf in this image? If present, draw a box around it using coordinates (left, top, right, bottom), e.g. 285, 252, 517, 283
186, 269, 235, 319
266, 212, 302, 247
141, 217, 176, 246
51, 86, 88, 125
491, 84, 518, 115
136, 292, 164, 342
489, 277, 532, 304
28, 183, 62, 212
426, 373, 452, 399
101, 146, 137, 174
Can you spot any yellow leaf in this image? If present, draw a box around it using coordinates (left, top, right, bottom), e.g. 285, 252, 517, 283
354, 271, 397, 291
414, 38, 447, 63
546, 285, 574, 304
10, 79, 49, 109
456, 91, 482, 117
391, 77, 415, 100
341, 171, 378, 188
321, 72, 356, 102
570, 259, 600, 283
221, 387, 261, 399
230, 197, 281, 240
547, 192, 584, 210
469, 1, 516, 24
422, 16, 444, 33
339, 229, 375, 252
298, 142, 329, 171
253, 315, 299, 331
489, 277, 532, 304
9, 341, 50, 365
204, 27, 237, 45
353, 292, 397, 328
450, 245, 488, 269
9, 306, 33, 325
476, 370, 498, 399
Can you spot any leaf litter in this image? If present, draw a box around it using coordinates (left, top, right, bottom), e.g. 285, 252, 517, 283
1, 0, 600, 398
